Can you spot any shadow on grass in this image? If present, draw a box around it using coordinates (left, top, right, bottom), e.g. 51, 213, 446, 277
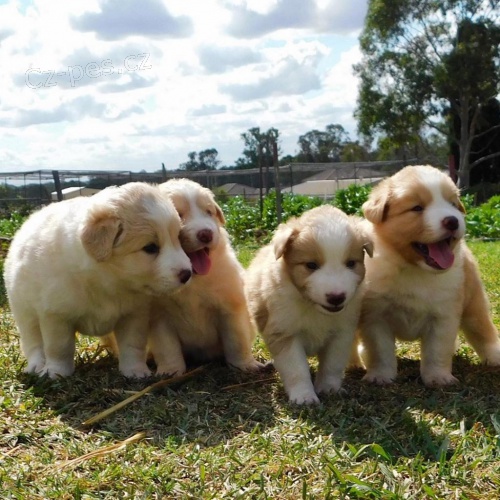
17, 351, 500, 462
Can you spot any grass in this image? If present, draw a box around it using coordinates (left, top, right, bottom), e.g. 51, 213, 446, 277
1, 241, 500, 499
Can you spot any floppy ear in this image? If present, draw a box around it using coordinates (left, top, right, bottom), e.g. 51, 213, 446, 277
456, 197, 466, 214
273, 224, 298, 260
214, 202, 226, 225
81, 210, 122, 262
363, 182, 390, 224
363, 240, 374, 258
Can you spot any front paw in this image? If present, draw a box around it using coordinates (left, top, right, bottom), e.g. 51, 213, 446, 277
314, 376, 342, 395
363, 370, 396, 385
289, 388, 320, 405
155, 361, 186, 378
120, 363, 151, 379
421, 370, 458, 387
230, 357, 266, 372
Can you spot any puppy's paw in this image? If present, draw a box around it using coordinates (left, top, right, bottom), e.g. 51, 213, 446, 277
42, 361, 75, 379
314, 376, 342, 395
155, 361, 187, 378
25, 353, 46, 375
421, 370, 458, 387
363, 371, 396, 385
481, 343, 500, 366
120, 363, 151, 379
230, 357, 266, 372
289, 389, 320, 405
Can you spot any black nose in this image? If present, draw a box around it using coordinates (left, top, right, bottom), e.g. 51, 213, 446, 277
326, 293, 346, 306
197, 229, 213, 244
442, 216, 459, 231
178, 269, 192, 284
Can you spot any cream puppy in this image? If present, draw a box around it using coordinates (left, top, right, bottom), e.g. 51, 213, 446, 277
245, 205, 373, 405
4, 182, 192, 379
358, 165, 500, 386
148, 178, 263, 375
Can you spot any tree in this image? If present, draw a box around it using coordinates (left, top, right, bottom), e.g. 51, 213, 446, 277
179, 149, 220, 171
297, 124, 350, 162
235, 127, 280, 169
355, 0, 500, 188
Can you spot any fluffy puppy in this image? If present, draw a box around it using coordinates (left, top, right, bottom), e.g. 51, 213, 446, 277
245, 205, 373, 405
4, 182, 192, 379
358, 165, 500, 386
148, 178, 264, 375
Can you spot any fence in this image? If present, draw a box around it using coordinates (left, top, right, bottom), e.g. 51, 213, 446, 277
0, 160, 416, 211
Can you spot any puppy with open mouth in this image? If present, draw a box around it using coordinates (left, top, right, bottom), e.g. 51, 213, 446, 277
148, 178, 264, 376
358, 164, 500, 386
245, 205, 373, 404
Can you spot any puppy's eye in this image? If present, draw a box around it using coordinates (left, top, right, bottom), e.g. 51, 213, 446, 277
206, 209, 213, 216
346, 260, 357, 269
411, 205, 424, 212
142, 243, 160, 255
305, 262, 319, 271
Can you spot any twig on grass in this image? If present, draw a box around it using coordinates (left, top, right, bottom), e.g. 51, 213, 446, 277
82, 365, 207, 427
55, 432, 146, 470
222, 376, 277, 391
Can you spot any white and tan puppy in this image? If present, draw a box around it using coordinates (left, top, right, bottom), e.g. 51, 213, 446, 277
245, 205, 373, 405
4, 182, 192, 379
358, 165, 500, 386
148, 178, 263, 375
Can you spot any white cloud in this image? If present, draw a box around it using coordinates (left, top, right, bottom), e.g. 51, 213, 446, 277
0, 0, 368, 172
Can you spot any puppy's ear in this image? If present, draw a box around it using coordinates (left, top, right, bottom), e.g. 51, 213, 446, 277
363, 240, 374, 258
273, 224, 298, 260
363, 182, 390, 224
456, 196, 466, 214
81, 209, 123, 262
214, 202, 226, 225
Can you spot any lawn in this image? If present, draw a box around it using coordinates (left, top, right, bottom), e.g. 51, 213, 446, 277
0, 241, 499, 499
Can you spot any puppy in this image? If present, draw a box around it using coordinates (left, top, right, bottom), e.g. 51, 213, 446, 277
148, 178, 264, 375
358, 165, 500, 386
4, 182, 192, 379
245, 205, 373, 404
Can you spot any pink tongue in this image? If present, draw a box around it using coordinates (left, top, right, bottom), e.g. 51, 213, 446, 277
188, 249, 211, 275
427, 241, 454, 269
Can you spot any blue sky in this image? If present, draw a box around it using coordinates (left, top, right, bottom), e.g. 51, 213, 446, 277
0, 0, 368, 171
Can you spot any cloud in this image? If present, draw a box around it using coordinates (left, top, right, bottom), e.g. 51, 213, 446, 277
226, 0, 367, 38
72, 0, 193, 40
190, 104, 227, 116
220, 56, 321, 101
1, 96, 107, 127
197, 45, 262, 74
226, 0, 316, 38
99, 73, 157, 93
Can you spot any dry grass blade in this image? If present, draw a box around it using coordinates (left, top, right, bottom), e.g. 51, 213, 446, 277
222, 376, 276, 391
82, 365, 207, 426
55, 432, 146, 470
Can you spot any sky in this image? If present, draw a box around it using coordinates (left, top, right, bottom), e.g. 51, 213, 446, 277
0, 0, 368, 172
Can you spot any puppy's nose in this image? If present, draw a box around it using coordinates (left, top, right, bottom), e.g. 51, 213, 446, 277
442, 216, 459, 231
197, 229, 213, 244
326, 293, 346, 307
178, 269, 192, 284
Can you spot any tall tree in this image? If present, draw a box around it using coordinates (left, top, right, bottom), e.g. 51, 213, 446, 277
297, 124, 350, 163
355, 0, 500, 188
179, 149, 220, 171
235, 127, 280, 169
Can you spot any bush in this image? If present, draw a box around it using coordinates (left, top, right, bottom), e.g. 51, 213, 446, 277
332, 183, 371, 215
0, 211, 26, 238
466, 195, 500, 239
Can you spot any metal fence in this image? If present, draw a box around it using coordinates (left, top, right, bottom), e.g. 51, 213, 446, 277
0, 159, 416, 211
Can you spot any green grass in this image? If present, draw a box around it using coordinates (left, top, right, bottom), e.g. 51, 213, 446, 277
1, 242, 500, 499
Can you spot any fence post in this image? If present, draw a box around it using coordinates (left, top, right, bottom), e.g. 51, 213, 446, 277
52, 170, 63, 202
273, 141, 282, 224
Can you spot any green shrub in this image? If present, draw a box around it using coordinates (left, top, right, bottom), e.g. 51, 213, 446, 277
0, 211, 26, 238
466, 195, 500, 239
332, 183, 371, 215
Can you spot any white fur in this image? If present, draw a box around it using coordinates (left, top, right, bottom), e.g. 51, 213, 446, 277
4, 182, 192, 378
245, 205, 372, 404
